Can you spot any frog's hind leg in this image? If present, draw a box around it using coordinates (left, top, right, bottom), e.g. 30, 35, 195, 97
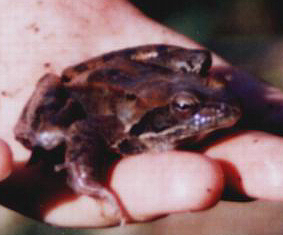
55, 119, 128, 225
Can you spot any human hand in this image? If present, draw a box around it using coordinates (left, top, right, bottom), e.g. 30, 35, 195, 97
1, 0, 283, 228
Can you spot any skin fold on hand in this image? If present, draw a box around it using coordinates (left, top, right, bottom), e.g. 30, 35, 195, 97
1, 0, 283, 228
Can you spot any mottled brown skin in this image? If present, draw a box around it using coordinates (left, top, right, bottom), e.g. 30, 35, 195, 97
14, 44, 241, 224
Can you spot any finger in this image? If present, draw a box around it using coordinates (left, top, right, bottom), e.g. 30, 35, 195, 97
112, 151, 224, 221
205, 131, 283, 200
44, 151, 224, 227
0, 139, 13, 180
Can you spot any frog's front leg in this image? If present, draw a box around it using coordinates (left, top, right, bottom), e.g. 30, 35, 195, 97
55, 118, 127, 225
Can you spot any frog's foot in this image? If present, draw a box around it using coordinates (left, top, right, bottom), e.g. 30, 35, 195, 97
95, 186, 128, 226
55, 161, 128, 225
60, 161, 128, 225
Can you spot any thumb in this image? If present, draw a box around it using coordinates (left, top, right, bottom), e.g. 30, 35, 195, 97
0, 139, 13, 180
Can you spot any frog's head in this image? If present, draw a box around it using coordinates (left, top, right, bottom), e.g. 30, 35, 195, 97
14, 74, 85, 152
115, 72, 241, 153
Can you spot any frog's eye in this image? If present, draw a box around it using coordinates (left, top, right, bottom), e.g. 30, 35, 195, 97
171, 92, 199, 116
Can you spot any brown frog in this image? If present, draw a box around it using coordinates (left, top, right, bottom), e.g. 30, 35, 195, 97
14, 44, 241, 224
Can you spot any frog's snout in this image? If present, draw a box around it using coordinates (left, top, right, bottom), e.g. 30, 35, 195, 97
188, 102, 241, 131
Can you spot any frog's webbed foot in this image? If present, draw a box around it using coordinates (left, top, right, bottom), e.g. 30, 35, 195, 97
55, 119, 128, 225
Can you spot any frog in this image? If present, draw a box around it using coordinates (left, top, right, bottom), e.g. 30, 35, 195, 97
14, 44, 241, 224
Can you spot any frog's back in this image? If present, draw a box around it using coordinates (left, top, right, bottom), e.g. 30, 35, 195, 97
60, 44, 213, 114
61, 44, 211, 85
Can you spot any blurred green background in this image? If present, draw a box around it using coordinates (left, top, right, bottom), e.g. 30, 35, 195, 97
3, 0, 283, 234
132, 0, 283, 89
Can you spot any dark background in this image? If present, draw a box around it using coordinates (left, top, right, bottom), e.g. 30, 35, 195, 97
131, 0, 283, 89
